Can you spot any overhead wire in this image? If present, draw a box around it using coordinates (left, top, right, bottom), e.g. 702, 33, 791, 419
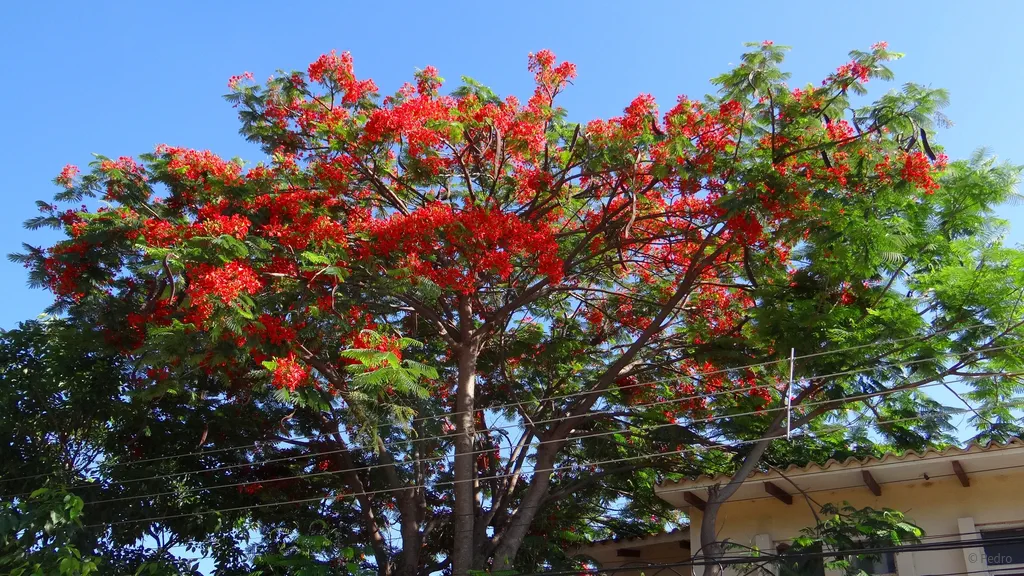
78, 373, 1009, 506
80, 407, 1009, 528
3, 320, 1007, 485
4, 338, 1019, 493
530, 532, 1024, 576
6, 353, 1019, 498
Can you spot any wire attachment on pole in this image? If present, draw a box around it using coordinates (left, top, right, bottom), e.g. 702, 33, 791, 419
786, 348, 795, 439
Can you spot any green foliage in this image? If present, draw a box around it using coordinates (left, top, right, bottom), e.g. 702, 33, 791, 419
773, 503, 923, 576
0, 489, 99, 576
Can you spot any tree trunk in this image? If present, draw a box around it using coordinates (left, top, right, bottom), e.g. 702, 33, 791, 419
396, 519, 422, 576
453, 297, 479, 576
336, 448, 393, 576
698, 488, 725, 576
699, 438, 773, 576
490, 441, 561, 571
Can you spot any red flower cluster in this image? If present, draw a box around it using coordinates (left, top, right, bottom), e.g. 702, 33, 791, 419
250, 313, 298, 346
307, 50, 378, 104
124, 300, 175, 350
98, 156, 148, 201
237, 482, 263, 495
615, 301, 652, 333
347, 331, 403, 364
194, 213, 251, 239
41, 242, 90, 301
825, 119, 854, 142
190, 262, 263, 304
415, 65, 443, 97
99, 156, 146, 177
366, 204, 563, 293
260, 256, 299, 278
621, 94, 658, 135
653, 97, 744, 173
363, 88, 455, 154
527, 49, 577, 96
139, 218, 178, 247
834, 61, 871, 83
725, 213, 764, 246
185, 261, 263, 325
696, 284, 754, 335
156, 145, 243, 188
227, 71, 254, 90
250, 189, 348, 250
900, 151, 939, 194
56, 164, 79, 189
272, 353, 308, 391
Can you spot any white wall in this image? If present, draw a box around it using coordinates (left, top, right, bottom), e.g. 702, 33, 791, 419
687, 468, 1024, 576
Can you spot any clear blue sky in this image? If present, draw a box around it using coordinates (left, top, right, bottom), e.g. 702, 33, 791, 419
3, 1, 1024, 328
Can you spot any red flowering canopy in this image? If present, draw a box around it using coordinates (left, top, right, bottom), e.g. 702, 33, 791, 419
18, 42, 1024, 575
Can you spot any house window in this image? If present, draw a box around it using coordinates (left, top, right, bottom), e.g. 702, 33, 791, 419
982, 528, 1024, 567
777, 543, 825, 576
775, 542, 896, 576
850, 550, 897, 576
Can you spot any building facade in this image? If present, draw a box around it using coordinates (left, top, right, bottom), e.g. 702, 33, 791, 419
578, 439, 1024, 576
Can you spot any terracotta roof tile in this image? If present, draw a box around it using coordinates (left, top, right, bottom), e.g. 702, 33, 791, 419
655, 437, 1022, 489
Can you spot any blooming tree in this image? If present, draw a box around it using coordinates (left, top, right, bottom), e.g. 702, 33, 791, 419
14, 42, 1024, 575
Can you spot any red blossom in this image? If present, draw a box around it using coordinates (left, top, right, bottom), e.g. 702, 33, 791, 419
272, 353, 308, 391
237, 482, 264, 495
185, 261, 263, 325
228, 71, 254, 90
900, 151, 940, 194
99, 156, 146, 177
56, 164, 79, 188
829, 61, 872, 85
825, 119, 854, 142
140, 218, 178, 247
416, 65, 443, 96
156, 145, 243, 190
41, 241, 90, 301
364, 204, 563, 294
194, 213, 251, 239
250, 314, 297, 346
307, 50, 378, 104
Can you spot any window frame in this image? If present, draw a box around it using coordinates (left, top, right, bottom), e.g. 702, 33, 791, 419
980, 525, 1024, 575
846, 541, 898, 576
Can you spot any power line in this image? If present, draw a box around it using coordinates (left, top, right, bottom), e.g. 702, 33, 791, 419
4, 321, 1006, 485
73, 495, 1024, 568
917, 565, 1019, 569
6, 338, 1017, 492
10, 365, 998, 500
80, 410, 990, 528
77, 374, 1001, 506
8, 363, 1014, 499
4, 378, 778, 495
537, 534, 1024, 576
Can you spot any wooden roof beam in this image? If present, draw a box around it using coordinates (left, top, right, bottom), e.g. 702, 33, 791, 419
617, 549, 642, 558
862, 470, 882, 496
683, 491, 707, 512
764, 481, 793, 505
952, 460, 970, 487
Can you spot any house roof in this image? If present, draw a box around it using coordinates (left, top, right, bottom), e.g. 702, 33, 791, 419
575, 527, 691, 560
578, 528, 691, 551
655, 437, 1024, 510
